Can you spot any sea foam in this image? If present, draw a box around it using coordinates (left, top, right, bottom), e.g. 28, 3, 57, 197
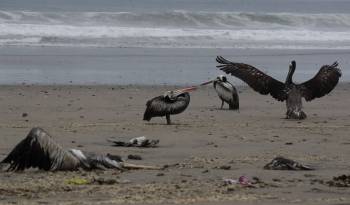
1, 10, 350, 49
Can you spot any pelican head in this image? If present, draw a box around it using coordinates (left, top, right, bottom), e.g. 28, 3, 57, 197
286, 60, 296, 84
290, 60, 296, 69
216, 75, 227, 82
163, 86, 197, 100
200, 75, 228, 86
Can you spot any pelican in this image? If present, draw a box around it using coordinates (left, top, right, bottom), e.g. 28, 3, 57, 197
0, 127, 160, 171
216, 56, 341, 119
143, 86, 197, 124
201, 75, 239, 110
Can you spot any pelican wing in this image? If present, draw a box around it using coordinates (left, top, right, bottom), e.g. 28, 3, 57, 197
167, 93, 191, 114
216, 56, 287, 101
214, 81, 235, 93
298, 62, 341, 101
143, 96, 168, 120
143, 93, 190, 120
214, 81, 235, 101
1, 128, 79, 171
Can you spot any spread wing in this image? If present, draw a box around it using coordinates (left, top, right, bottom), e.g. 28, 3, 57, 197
216, 56, 287, 101
1, 128, 78, 171
298, 62, 341, 101
1, 131, 53, 171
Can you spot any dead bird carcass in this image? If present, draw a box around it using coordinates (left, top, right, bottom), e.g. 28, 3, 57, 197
143, 86, 197, 124
0, 127, 161, 171
216, 56, 341, 119
201, 75, 239, 110
264, 156, 314, 171
107, 136, 159, 148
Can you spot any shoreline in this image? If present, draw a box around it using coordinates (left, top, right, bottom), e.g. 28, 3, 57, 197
0, 47, 349, 85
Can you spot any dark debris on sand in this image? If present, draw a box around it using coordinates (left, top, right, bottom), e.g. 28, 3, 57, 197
327, 175, 350, 187
127, 154, 142, 160
264, 156, 314, 171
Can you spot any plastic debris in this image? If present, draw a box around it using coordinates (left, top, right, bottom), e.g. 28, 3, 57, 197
223, 175, 254, 187
66, 178, 89, 185
238, 175, 252, 186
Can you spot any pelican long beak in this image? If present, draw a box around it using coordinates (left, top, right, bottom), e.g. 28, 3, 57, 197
173, 86, 197, 94
200, 80, 214, 86
199, 78, 218, 86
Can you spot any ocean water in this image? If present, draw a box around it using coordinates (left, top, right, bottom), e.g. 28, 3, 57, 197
1, 0, 350, 49
0, 0, 349, 85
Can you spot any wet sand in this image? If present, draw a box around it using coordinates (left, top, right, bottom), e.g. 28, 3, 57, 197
0, 47, 349, 85
0, 83, 350, 204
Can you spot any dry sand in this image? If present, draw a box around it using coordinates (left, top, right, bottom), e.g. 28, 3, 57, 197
0, 83, 350, 205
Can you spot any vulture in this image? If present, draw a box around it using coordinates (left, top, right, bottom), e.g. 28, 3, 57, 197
216, 56, 341, 119
143, 86, 197, 124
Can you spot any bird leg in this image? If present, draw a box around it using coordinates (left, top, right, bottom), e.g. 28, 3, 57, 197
286, 91, 307, 120
220, 100, 224, 109
166, 114, 171, 125
286, 108, 307, 120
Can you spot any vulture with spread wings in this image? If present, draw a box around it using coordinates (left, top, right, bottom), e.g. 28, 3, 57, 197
216, 56, 341, 119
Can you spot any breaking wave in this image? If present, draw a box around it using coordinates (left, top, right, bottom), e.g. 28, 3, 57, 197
1, 10, 350, 49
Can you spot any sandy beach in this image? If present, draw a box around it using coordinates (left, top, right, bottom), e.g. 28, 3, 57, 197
1, 0, 350, 204
1, 83, 350, 204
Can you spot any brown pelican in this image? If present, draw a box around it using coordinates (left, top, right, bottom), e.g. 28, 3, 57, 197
216, 56, 341, 119
0, 127, 160, 171
143, 86, 197, 125
201, 75, 239, 110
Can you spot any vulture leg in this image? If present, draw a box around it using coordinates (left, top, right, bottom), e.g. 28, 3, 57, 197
166, 114, 171, 125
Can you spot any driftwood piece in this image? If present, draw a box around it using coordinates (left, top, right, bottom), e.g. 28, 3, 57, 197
122, 162, 163, 170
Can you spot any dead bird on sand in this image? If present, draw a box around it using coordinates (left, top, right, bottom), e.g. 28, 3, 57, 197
201, 75, 239, 110
264, 156, 314, 171
0, 127, 161, 171
143, 86, 197, 125
216, 56, 341, 119
107, 136, 159, 148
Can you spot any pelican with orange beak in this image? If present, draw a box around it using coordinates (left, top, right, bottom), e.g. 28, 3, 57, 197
143, 86, 197, 125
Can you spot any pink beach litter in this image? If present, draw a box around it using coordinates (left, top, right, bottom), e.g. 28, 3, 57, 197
223, 176, 255, 187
